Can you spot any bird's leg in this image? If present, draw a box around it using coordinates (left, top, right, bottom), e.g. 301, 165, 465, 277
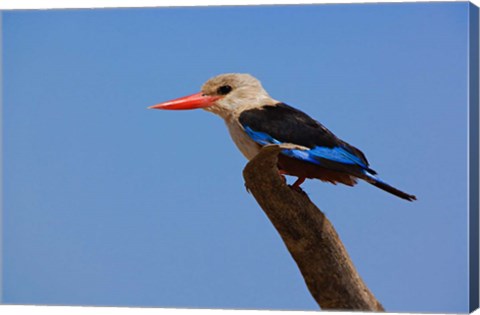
292, 177, 306, 190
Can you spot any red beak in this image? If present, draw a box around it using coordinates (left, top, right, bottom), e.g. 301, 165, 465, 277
148, 92, 221, 110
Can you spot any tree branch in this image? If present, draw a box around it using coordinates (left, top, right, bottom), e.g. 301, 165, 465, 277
243, 145, 385, 311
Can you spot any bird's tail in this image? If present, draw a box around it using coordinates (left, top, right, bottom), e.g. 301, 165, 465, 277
362, 171, 417, 202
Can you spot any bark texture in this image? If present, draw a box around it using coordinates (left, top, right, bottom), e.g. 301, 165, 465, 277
243, 145, 384, 311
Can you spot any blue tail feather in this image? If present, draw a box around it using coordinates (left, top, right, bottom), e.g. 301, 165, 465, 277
244, 126, 416, 201
363, 170, 416, 201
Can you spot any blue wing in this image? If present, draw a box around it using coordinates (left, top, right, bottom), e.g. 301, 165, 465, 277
239, 104, 416, 201
244, 126, 369, 169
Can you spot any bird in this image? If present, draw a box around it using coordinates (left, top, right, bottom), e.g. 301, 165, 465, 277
149, 73, 416, 201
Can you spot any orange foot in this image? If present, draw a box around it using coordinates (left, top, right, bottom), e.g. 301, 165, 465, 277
292, 177, 306, 189
289, 177, 306, 194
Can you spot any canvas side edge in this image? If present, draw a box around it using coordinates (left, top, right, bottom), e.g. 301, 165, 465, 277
469, 2, 480, 313
0, 10, 4, 305
0, 9, 5, 305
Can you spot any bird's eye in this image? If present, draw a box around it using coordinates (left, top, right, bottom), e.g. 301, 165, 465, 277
217, 85, 232, 95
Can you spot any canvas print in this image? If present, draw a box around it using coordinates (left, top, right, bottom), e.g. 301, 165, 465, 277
1, 2, 478, 313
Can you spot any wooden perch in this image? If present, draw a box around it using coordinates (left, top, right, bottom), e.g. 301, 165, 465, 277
243, 145, 385, 311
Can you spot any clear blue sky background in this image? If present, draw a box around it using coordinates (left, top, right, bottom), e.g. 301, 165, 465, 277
1, 2, 472, 312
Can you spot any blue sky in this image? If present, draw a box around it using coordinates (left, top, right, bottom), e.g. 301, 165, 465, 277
1, 2, 472, 312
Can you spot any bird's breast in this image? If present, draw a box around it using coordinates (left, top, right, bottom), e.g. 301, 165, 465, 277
226, 121, 262, 160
